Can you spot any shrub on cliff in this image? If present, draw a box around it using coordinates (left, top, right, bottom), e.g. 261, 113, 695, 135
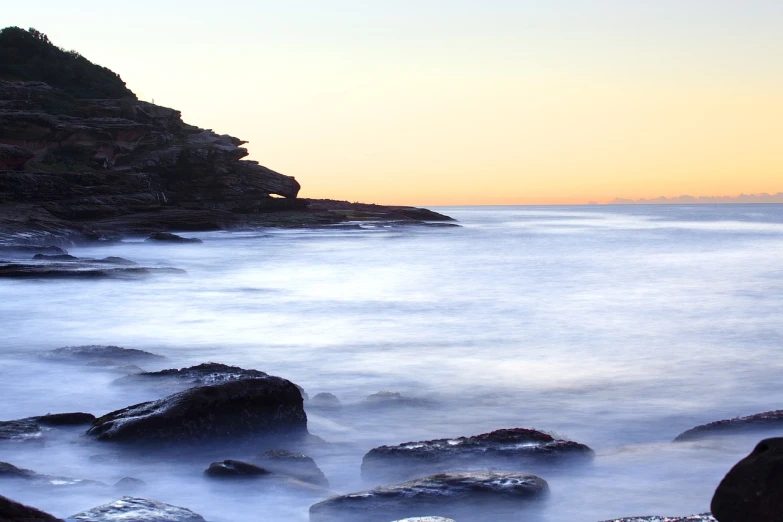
0, 26, 135, 99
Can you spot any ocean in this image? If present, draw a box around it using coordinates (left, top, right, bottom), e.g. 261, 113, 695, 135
2, 204, 783, 521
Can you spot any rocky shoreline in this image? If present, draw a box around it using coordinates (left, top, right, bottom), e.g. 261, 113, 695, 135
0, 27, 455, 249
2, 344, 782, 521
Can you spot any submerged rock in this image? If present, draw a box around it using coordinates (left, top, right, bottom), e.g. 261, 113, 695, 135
0, 412, 94, 441
711, 438, 783, 522
0, 461, 104, 487
674, 410, 783, 442
0, 494, 62, 522
146, 232, 203, 243
362, 391, 436, 409
254, 449, 328, 487
204, 459, 270, 479
309, 472, 549, 522
42, 345, 164, 363
309, 393, 341, 410
362, 428, 594, 482
69, 497, 206, 522
87, 378, 308, 445
114, 477, 147, 492
0, 262, 184, 279
603, 513, 716, 522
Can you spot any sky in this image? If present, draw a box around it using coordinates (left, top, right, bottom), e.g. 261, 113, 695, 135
4, 1, 783, 205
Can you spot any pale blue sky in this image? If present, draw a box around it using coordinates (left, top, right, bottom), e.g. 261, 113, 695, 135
3, 1, 782, 203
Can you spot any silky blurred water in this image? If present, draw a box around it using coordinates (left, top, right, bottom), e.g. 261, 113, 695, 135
2, 204, 783, 521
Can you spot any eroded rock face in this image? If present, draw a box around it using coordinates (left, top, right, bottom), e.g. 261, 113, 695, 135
362, 428, 594, 482
674, 410, 783, 442
711, 438, 783, 522
309, 472, 549, 522
87, 378, 308, 446
0, 494, 62, 522
69, 497, 206, 522
254, 449, 328, 487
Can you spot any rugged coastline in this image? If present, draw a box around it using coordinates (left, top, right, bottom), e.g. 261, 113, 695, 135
0, 27, 453, 249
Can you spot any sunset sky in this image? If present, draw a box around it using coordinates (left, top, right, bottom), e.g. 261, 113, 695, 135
5, 1, 783, 205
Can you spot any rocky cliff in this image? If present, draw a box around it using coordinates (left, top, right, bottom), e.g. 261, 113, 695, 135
0, 27, 452, 245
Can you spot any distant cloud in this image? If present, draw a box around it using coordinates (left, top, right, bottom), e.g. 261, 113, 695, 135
610, 193, 783, 204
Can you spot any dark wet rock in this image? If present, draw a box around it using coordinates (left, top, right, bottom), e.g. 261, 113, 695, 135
0, 262, 185, 279
362, 428, 594, 482
254, 449, 328, 487
32, 412, 95, 427
115, 362, 269, 388
674, 410, 783, 442
86, 360, 146, 374
69, 497, 207, 522
362, 391, 436, 409
42, 345, 164, 363
204, 459, 270, 479
87, 378, 308, 445
310, 393, 341, 409
603, 513, 716, 522
0, 461, 38, 480
94, 256, 137, 265
0, 461, 104, 488
0, 494, 62, 522
0, 419, 42, 441
711, 437, 783, 522
146, 232, 203, 243
114, 477, 147, 491
32, 253, 78, 261
0, 413, 93, 441
309, 471, 549, 522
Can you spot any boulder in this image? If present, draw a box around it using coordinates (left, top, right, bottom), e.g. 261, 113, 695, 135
204, 460, 270, 479
0, 494, 62, 522
69, 497, 206, 522
362, 391, 436, 409
362, 428, 594, 482
87, 378, 308, 445
674, 410, 783, 442
146, 232, 203, 243
115, 362, 269, 388
309, 472, 549, 522
254, 449, 328, 487
711, 438, 783, 522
